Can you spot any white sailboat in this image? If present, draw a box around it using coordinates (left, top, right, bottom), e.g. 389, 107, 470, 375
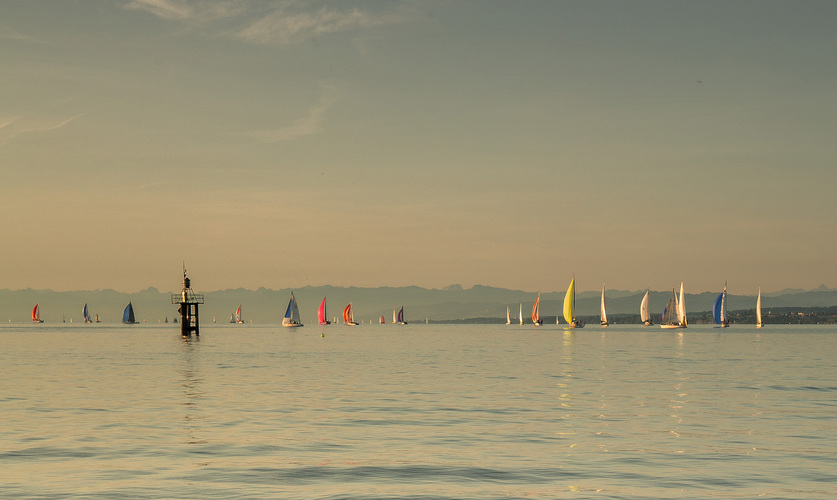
600, 283, 608, 327
661, 282, 687, 329
506, 306, 511, 325
282, 292, 303, 327
660, 289, 682, 329
713, 282, 730, 327
519, 303, 523, 325
756, 287, 764, 328
640, 290, 653, 326
563, 276, 584, 328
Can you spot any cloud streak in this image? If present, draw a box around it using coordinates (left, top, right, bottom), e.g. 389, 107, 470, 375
122, 0, 403, 45
122, 0, 246, 23
0, 114, 82, 148
238, 5, 401, 45
251, 92, 336, 143
123, 0, 193, 20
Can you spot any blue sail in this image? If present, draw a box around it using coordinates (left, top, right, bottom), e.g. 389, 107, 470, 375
122, 302, 136, 324
83, 303, 89, 322
284, 299, 293, 319
713, 293, 724, 324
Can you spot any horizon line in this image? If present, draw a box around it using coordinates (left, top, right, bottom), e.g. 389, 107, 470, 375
2, 283, 835, 296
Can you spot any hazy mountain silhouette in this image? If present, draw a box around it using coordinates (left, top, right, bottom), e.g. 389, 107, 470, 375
2, 284, 836, 324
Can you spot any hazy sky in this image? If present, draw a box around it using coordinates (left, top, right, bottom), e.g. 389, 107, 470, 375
2, 0, 835, 294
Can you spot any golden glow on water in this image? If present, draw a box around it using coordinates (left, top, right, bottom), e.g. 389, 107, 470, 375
1, 324, 836, 498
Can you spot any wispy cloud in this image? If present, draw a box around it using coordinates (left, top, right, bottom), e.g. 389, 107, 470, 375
251, 91, 336, 143
238, 5, 401, 45
121, 1, 404, 45
0, 21, 49, 44
123, 0, 193, 21
122, 0, 246, 23
0, 116, 21, 130
0, 114, 82, 148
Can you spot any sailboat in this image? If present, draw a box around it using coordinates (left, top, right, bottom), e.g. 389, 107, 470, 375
379, 315, 385, 324
563, 276, 584, 328
756, 287, 764, 328
660, 290, 681, 329
660, 283, 687, 329
318, 298, 331, 325
232, 305, 243, 324
83, 303, 92, 323
640, 290, 653, 326
600, 283, 608, 327
519, 303, 523, 325
282, 292, 303, 327
713, 282, 730, 327
394, 306, 407, 325
31, 303, 44, 323
95, 313, 101, 323
506, 307, 511, 325
343, 303, 359, 326
531, 293, 543, 326
122, 302, 137, 324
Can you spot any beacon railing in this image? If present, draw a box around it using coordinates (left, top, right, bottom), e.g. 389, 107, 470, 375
171, 293, 204, 304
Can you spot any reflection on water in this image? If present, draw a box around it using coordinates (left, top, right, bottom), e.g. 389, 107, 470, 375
558, 331, 574, 410
1, 324, 836, 498
180, 336, 206, 446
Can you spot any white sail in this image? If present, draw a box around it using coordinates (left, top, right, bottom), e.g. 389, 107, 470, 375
678, 282, 687, 327
661, 288, 683, 329
756, 287, 763, 328
519, 303, 523, 325
506, 307, 511, 325
640, 291, 651, 324
282, 292, 303, 327
600, 283, 608, 326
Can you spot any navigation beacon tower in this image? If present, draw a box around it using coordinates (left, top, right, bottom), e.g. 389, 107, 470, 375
172, 265, 204, 336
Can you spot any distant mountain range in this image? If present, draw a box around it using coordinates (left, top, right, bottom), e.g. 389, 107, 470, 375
2, 284, 836, 324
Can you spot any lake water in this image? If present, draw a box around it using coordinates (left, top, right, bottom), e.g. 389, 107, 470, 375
1, 323, 835, 499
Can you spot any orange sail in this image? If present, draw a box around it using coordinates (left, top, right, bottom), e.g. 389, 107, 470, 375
343, 303, 358, 325
531, 293, 541, 325
32, 303, 43, 323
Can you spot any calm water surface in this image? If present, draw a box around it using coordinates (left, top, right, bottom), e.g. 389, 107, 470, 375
1, 323, 835, 498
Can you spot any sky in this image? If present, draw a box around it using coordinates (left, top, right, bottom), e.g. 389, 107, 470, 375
1, 0, 836, 295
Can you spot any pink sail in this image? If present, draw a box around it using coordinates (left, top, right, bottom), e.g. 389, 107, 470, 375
318, 297, 330, 325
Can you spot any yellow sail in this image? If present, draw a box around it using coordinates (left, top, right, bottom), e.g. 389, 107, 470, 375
563, 277, 575, 324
